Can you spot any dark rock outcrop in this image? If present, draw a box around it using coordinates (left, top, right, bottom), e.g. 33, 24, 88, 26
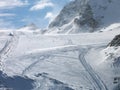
108, 34, 120, 47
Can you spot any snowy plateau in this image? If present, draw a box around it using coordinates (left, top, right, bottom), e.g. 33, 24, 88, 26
0, 0, 120, 90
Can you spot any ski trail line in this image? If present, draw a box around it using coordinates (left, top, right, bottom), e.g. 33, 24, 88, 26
79, 48, 108, 90
0, 32, 19, 71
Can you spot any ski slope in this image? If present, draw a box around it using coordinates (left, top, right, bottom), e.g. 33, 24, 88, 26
79, 48, 108, 90
0, 28, 120, 90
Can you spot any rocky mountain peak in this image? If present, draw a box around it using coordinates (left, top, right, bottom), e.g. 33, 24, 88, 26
47, 0, 120, 34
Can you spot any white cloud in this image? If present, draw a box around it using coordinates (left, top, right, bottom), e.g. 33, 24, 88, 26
0, 0, 28, 9
30, 0, 54, 11
45, 12, 56, 22
0, 13, 16, 17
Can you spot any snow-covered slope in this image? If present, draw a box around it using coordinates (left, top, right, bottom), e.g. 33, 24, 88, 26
0, 28, 120, 90
0, 0, 120, 89
101, 34, 120, 90
46, 0, 120, 34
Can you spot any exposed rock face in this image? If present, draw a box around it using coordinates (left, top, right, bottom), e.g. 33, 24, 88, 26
49, 0, 98, 31
47, 0, 120, 34
73, 4, 98, 29
103, 34, 120, 90
113, 57, 120, 67
48, 0, 99, 33
49, 0, 84, 28
108, 34, 120, 47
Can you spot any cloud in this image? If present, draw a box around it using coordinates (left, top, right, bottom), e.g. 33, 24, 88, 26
0, 0, 28, 9
30, 0, 54, 11
0, 13, 16, 17
45, 12, 56, 22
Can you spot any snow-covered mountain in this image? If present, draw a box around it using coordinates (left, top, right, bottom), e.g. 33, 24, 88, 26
0, 0, 120, 90
22, 23, 38, 30
46, 0, 120, 34
101, 34, 120, 90
16, 23, 46, 35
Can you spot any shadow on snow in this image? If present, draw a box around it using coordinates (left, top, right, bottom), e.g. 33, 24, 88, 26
0, 71, 34, 90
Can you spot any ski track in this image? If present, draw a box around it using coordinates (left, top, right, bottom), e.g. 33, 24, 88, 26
79, 48, 108, 90
21, 54, 78, 76
21, 55, 50, 76
21, 43, 107, 76
20, 42, 109, 90
0, 32, 19, 71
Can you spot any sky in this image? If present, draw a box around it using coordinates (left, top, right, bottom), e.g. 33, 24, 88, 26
0, 0, 71, 29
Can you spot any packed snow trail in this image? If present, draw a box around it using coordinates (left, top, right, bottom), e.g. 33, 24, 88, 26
21, 44, 105, 76
22, 54, 79, 76
0, 32, 19, 71
79, 48, 108, 90
21, 44, 107, 76
21, 45, 81, 76
21, 55, 50, 76
21, 44, 108, 90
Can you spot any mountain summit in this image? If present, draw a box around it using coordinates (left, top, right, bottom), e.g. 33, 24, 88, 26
46, 0, 120, 34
